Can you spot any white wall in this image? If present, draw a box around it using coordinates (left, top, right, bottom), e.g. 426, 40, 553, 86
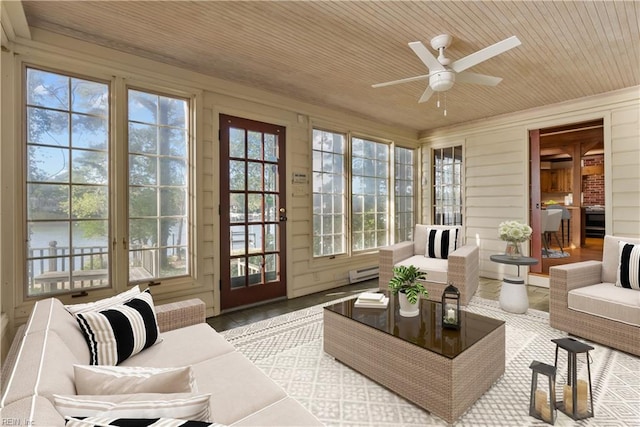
0, 26, 418, 337
420, 87, 640, 283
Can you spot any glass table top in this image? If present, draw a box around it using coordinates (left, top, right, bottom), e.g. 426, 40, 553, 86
324, 291, 505, 359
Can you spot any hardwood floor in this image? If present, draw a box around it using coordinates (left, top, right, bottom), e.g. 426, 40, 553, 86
540, 236, 604, 275
207, 277, 549, 331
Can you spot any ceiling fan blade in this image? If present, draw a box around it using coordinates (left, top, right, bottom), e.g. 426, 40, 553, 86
418, 86, 434, 103
456, 71, 503, 86
371, 74, 429, 88
408, 41, 446, 72
451, 36, 521, 73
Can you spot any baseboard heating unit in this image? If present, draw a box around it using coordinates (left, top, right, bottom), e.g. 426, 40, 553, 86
348, 266, 379, 284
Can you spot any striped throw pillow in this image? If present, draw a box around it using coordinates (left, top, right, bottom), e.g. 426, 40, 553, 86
65, 417, 225, 427
74, 365, 197, 395
54, 393, 211, 421
616, 241, 640, 290
66, 285, 141, 315
76, 289, 160, 365
425, 228, 458, 259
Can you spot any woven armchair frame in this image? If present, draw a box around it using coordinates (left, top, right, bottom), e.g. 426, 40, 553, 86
549, 261, 640, 356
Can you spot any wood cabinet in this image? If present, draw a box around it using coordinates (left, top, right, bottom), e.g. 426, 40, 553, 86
541, 168, 572, 192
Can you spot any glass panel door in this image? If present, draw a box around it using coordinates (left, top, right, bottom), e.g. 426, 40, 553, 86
219, 115, 286, 309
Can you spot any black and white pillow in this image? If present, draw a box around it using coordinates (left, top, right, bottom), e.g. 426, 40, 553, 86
425, 228, 458, 259
65, 417, 225, 427
76, 289, 160, 365
616, 241, 640, 290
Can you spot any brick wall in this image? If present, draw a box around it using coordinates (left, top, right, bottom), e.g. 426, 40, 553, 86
582, 155, 604, 205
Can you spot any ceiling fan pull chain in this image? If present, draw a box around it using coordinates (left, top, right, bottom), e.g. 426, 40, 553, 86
443, 92, 448, 116
436, 92, 441, 108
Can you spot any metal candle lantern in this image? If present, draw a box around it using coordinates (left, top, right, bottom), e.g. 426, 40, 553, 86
529, 361, 557, 424
552, 338, 594, 420
441, 283, 460, 330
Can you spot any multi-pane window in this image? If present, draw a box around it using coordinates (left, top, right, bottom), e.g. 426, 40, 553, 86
433, 145, 463, 225
312, 130, 346, 257
395, 146, 415, 242
352, 137, 389, 251
24, 67, 192, 298
26, 68, 110, 296
128, 89, 190, 282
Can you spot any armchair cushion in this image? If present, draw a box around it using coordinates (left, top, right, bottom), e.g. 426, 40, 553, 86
396, 256, 448, 284
616, 241, 640, 290
568, 283, 640, 327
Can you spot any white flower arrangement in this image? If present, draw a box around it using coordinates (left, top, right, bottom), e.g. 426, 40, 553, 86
498, 220, 533, 243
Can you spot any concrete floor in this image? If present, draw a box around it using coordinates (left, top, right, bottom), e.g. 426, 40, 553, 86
207, 278, 550, 331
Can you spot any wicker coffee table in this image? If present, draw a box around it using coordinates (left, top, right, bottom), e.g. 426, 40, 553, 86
323, 291, 505, 423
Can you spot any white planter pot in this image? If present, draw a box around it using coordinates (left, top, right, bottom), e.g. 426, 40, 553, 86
398, 292, 420, 317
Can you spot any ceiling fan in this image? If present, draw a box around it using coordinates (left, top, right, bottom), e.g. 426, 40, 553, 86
372, 34, 521, 104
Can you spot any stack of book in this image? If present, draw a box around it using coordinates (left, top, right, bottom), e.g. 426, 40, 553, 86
354, 292, 389, 309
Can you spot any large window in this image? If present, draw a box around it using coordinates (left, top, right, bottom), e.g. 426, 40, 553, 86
312, 130, 346, 257
127, 89, 190, 282
312, 129, 412, 257
24, 67, 192, 298
352, 137, 389, 251
26, 68, 110, 297
433, 145, 463, 225
395, 146, 415, 242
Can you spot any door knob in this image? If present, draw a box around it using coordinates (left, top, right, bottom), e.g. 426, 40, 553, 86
279, 208, 286, 213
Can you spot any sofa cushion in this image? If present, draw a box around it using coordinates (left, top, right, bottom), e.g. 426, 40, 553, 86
76, 289, 160, 365
602, 235, 640, 283
74, 365, 197, 395
395, 255, 448, 284
66, 285, 141, 315
616, 241, 640, 290
568, 283, 640, 327
414, 225, 461, 256
232, 397, 323, 426
190, 352, 288, 425
1, 329, 79, 407
121, 323, 235, 368
0, 395, 65, 425
53, 393, 211, 421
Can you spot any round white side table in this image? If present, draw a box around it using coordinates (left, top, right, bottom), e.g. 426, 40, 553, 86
490, 254, 539, 314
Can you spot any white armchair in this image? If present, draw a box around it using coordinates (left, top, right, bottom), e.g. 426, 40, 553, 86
379, 225, 480, 305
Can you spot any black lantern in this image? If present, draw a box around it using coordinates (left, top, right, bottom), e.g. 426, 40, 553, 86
529, 360, 557, 424
441, 283, 460, 330
552, 337, 594, 420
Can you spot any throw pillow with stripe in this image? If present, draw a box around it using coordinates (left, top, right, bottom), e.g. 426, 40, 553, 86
66, 286, 141, 315
616, 241, 640, 290
76, 289, 160, 365
65, 417, 226, 427
74, 365, 197, 395
425, 228, 458, 259
54, 393, 210, 421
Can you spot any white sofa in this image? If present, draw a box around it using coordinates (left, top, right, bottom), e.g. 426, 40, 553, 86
549, 235, 640, 356
0, 296, 322, 426
379, 225, 479, 305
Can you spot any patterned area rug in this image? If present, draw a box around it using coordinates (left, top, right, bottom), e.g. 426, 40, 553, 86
542, 249, 571, 259
221, 295, 639, 426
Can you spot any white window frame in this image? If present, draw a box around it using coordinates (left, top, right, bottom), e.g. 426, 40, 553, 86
432, 145, 464, 226
311, 126, 416, 258
19, 62, 198, 301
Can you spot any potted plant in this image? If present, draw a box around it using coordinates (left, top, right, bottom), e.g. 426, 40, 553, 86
388, 265, 428, 317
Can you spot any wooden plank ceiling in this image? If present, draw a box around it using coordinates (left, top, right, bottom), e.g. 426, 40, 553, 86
20, 1, 640, 132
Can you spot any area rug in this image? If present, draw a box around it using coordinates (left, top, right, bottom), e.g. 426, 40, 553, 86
220, 295, 640, 426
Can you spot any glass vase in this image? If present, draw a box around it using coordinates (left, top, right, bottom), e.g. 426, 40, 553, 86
505, 241, 522, 259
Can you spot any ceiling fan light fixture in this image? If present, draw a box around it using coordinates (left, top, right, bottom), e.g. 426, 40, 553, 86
430, 71, 455, 92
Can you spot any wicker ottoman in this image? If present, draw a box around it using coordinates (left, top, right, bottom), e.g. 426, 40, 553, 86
324, 293, 505, 424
